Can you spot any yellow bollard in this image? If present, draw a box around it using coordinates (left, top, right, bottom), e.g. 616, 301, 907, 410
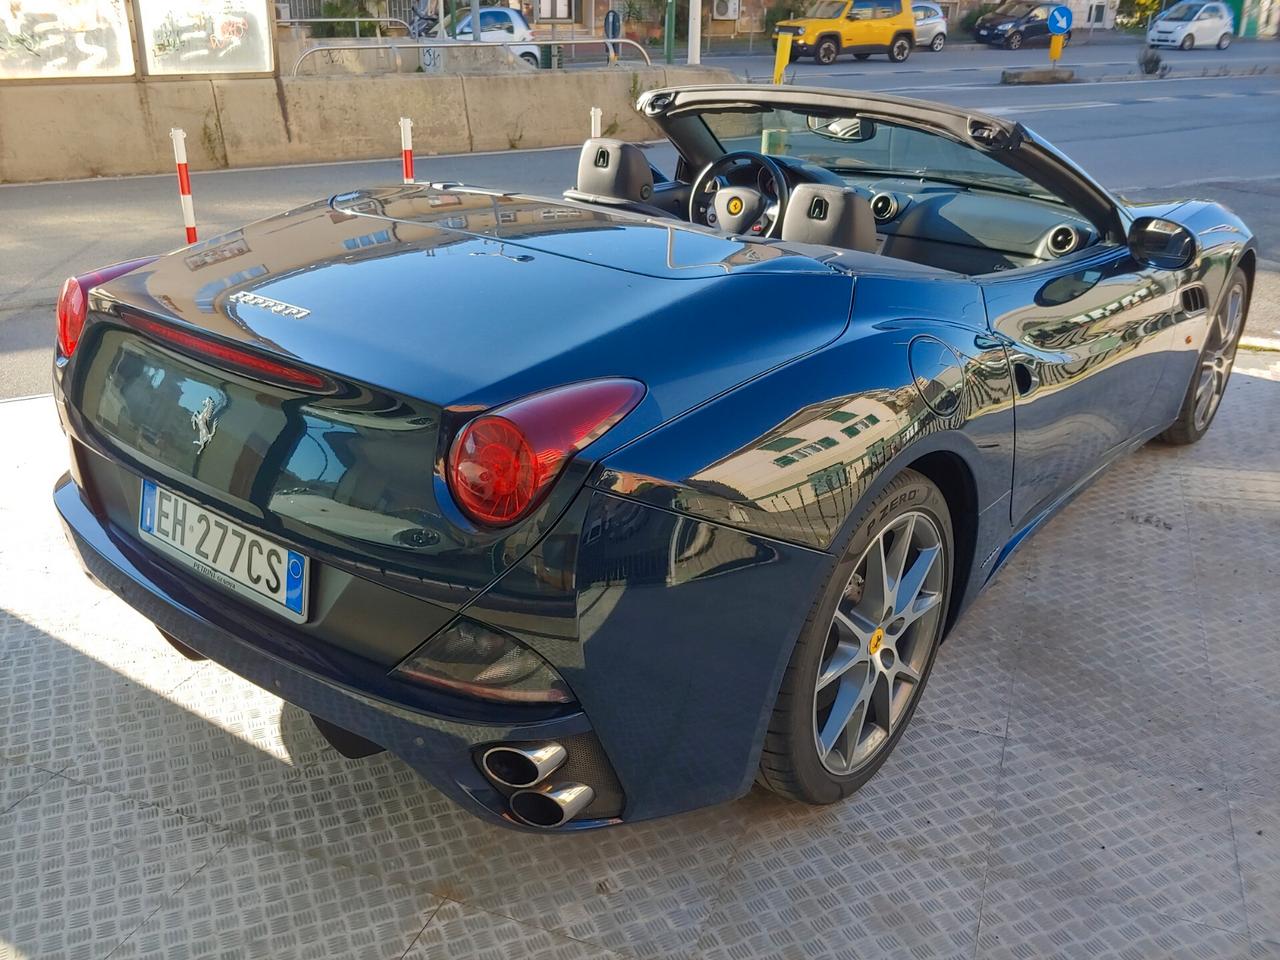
773, 32, 793, 84
1048, 33, 1064, 64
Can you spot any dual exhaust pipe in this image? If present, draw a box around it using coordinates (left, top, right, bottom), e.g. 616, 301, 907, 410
480, 743, 595, 828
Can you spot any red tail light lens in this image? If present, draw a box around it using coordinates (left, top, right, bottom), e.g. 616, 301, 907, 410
56, 277, 87, 357
447, 378, 645, 527
55, 257, 159, 358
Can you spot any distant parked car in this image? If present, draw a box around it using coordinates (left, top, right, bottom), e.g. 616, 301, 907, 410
773, 0, 918, 64
434, 7, 541, 66
1147, 0, 1234, 48
912, 2, 948, 49
973, 1, 1070, 49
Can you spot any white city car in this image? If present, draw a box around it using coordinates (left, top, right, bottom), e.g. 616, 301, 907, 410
1147, 0, 1233, 49
435, 7, 542, 67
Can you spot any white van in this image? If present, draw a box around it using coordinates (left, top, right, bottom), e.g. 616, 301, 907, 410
1147, 1, 1234, 49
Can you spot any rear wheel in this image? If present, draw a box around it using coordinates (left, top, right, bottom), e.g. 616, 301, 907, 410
520, 51, 540, 67
816, 37, 840, 63
757, 470, 952, 804
1181, 33, 1195, 48
930, 32, 946, 50
889, 35, 912, 61
1217, 31, 1231, 48
1158, 269, 1248, 445
1005, 30, 1023, 49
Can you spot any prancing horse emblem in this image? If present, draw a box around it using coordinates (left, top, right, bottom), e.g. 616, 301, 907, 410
191, 397, 219, 453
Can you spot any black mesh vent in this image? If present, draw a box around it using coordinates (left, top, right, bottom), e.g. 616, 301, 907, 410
476, 731, 625, 821
1181, 285, 1208, 314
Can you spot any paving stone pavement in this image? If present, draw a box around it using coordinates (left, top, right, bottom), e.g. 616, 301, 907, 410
1, 353, 1278, 960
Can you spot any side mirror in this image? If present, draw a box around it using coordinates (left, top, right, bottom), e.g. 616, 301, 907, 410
1129, 216, 1197, 270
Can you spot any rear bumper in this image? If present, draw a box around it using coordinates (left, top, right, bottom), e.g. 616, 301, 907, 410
53, 473, 601, 832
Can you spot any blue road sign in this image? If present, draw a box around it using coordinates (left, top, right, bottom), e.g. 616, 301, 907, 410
1048, 4, 1073, 34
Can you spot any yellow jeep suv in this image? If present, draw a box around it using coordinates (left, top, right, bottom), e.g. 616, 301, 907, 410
775, 0, 916, 64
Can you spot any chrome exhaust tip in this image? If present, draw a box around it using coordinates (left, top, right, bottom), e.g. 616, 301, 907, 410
481, 743, 567, 789
509, 782, 595, 828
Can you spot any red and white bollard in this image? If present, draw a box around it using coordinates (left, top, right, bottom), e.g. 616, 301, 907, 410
399, 117, 414, 185
169, 128, 197, 244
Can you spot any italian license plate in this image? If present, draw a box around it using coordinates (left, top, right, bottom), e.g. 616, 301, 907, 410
139, 479, 308, 622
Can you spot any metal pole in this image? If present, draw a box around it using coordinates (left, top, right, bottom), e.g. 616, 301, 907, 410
688, 0, 701, 63
664, 0, 675, 62
471, 0, 481, 38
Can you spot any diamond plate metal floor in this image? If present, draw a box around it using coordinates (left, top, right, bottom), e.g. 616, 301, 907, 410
2, 353, 1278, 960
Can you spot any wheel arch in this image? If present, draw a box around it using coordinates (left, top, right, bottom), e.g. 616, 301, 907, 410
816, 30, 842, 49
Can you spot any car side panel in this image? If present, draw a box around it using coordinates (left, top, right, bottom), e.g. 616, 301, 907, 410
1146, 199, 1258, 426
593, 273, 1015, 591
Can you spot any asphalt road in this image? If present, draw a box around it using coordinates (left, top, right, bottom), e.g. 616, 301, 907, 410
2, 53, 1278, 399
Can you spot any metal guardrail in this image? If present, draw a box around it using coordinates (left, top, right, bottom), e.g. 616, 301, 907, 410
278, 17, 412, 38
291, 37, 653, 75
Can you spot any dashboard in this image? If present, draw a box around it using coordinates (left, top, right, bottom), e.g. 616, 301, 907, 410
693, 156, 1098, 275
845, 175, 1098, 274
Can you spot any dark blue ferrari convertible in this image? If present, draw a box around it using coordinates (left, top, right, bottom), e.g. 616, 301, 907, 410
52, 85, 1255, 830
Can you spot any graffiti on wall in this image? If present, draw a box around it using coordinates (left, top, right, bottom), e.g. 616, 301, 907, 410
0, 1, 135, 78
138, 0, 272, 74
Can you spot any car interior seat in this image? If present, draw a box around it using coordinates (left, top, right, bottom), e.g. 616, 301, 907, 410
780, 183, 877, 253
563, 138, 676, 219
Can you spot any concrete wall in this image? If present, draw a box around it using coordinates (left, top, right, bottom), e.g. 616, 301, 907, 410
0, 66, 733, 183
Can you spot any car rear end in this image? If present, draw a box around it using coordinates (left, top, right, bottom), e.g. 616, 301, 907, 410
51, 187, 853, 830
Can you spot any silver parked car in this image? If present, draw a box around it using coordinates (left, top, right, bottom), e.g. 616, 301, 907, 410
913, 1, 948, 49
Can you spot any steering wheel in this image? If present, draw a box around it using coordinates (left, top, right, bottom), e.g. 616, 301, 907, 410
688, 151, 792, 239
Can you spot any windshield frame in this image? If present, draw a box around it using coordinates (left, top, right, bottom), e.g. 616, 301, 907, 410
1161, 2, 1205, 20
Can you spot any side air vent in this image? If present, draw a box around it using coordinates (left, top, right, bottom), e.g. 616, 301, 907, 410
871, 193, 899, 223
1181, 285, 1209, 315
1047, 225, 1080, 257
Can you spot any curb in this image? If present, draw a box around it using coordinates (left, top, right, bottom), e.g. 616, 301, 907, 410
1241, 336, 1280, 353
1081, 62, 1278, 81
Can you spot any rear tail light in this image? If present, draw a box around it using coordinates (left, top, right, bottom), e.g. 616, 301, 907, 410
392, 617, 574, 704
447, 378, 645, 528
55, 257, 158, 358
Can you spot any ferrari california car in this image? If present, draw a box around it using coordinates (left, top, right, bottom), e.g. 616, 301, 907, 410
52, 85, 1254, 831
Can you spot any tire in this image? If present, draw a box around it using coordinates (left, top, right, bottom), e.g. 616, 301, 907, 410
1157, 268, 1249, 445
1005, 30, 1023, 49
815, 37, 839, 63
889, 35, 912, 61
757, 469, 953, 804
520, 51, 540, 68
1217, 31, 1231, 48
930, 32, 946, 51
854, 51, 872, 59
1181, 33, 1195, 48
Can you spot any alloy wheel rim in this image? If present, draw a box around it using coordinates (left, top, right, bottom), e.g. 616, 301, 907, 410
1192, 282, 1244, 432
812, 510, 945, 776
932, 34, 944, 49
894, 39, 910, 58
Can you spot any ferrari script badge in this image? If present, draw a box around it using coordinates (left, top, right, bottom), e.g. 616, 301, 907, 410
191, 397, 219, 453
228, 291, 311, 319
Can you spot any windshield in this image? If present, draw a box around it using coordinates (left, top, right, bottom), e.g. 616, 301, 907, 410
993, 1, 1035, 15
700, 106, 1060, 202
804, 1, 848, 16
1161, 2, 1204, 19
